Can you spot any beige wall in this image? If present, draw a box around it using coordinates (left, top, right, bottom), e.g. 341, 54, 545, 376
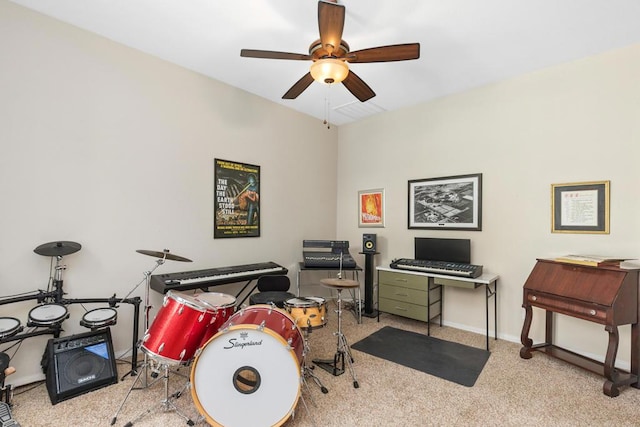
337, 43, 640, 367
0, 1, 338, 384
2, 0, 640, 384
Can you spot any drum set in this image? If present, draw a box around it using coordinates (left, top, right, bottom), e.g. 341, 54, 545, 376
114, 285, 336, 426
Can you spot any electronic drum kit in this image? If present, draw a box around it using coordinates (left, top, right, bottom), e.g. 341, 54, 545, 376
0, 240, 130, 415
0, 241, 120, 342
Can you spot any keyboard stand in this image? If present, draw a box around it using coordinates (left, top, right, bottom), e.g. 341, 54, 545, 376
232, 279, 260, 306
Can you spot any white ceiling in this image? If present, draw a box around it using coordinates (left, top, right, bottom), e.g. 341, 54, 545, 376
10, 0, 640, 126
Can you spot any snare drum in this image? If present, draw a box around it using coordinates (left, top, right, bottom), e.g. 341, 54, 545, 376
28, 304, 69, 327
80, 307, 118, 329
0, 317, 22, 339
191, 305, 303, 427
193, 292, 236, 348
141, 291, 213, 364
284, 296, 327, 330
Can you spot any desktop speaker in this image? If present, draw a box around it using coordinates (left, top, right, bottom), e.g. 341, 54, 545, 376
362, 234, 377, 253
42, 328, 118, 405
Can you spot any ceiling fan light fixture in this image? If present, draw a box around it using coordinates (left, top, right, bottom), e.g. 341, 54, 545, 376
310, 58, 349, 84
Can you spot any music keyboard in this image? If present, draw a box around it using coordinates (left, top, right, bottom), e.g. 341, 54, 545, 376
390, 258, 483, 279
150, 261, 288, 294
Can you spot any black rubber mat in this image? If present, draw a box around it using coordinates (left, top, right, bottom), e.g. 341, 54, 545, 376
351, 326, 490, 387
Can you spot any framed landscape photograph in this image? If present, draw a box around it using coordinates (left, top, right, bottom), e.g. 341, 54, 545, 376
408, 173, 482, 230
358, 188, 385, 228
214, 158, 261, 238
551, 180, 610, 234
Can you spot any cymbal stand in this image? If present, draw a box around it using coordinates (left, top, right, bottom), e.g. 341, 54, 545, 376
313, 288, 359, 388
112, 361, 194, 427
120, 256, 166, 387
51, 255, 66, 303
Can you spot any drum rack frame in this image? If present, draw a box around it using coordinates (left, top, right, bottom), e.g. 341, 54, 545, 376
0, 280, 142, 376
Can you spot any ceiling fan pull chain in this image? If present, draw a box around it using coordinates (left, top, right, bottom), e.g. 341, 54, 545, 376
324, 86, 331, 129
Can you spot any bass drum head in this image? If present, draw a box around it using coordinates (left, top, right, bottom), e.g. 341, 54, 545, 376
191, 324, 301, 427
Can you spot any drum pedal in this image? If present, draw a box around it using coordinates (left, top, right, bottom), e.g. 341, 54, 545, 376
0, 402, 20, 427
312, 355, 345, 377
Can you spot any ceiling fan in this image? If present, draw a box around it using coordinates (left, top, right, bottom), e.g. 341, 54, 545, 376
240, 0, 420, 102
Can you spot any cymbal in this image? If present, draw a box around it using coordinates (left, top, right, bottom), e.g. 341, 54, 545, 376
136, 249, 192, 262
320, 278, 360, 288
34, 241, 82, 257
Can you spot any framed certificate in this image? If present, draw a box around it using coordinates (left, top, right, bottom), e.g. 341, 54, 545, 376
551, 180, 610, 234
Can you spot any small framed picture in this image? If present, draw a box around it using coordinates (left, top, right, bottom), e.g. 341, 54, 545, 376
408, 173, 482, 230
358, 188, 385, 228
551, 180, 610, 234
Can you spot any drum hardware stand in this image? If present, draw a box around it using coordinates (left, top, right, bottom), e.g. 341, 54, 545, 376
313, 286, 359, 388
126, 255, 162, 388
120, 251, 168, 386
111, 249, 193, 424
57, 295, 142, 377
295, 393, 317, 427
112, 361, 195, 427
120, 249, 192, 387
301, 328, 329, 395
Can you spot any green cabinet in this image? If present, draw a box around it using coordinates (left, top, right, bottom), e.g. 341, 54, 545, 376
378, 269, 441, 323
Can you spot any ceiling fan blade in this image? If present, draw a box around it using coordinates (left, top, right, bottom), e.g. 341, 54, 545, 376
318, 1, 345, 56
241, 49, 311, 61
282, 73, 315, 99
342, 70, 376, 102
346, 43, 420, 63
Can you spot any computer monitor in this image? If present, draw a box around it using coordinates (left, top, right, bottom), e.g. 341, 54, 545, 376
414, 237, 471, 264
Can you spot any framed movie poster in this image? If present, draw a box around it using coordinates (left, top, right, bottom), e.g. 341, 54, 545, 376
214, 159, 260, 238
408, 173, 482, 230
358, 188, 385, 227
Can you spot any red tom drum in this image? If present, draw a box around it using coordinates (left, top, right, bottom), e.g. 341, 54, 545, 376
141, 291, 212, 364
193, 292, 236, 348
